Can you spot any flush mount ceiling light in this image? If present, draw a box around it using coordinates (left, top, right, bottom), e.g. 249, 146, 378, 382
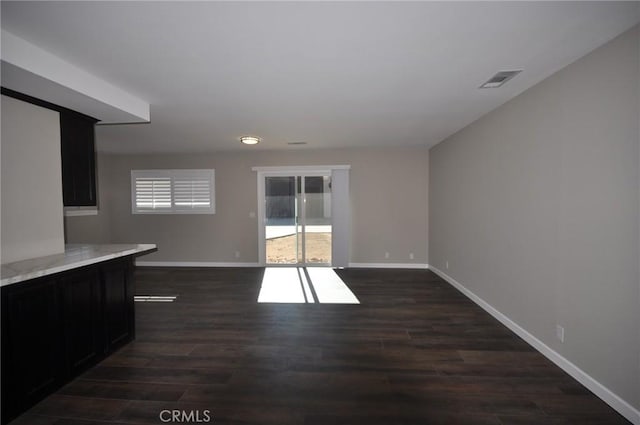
240, 136, 260, 145
479, 70, 522, 89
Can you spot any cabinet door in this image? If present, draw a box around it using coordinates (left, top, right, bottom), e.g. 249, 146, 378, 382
60, 112, 97, 206
102, 259, 135, 350
1, 278, 62, 422
60, 268, 104, 375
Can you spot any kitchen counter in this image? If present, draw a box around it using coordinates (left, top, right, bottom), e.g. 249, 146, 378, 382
1, 243, 156, 286
2, 243, 155, 423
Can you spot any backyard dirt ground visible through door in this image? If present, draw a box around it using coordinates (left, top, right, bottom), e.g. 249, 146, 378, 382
266, 233, 331, 264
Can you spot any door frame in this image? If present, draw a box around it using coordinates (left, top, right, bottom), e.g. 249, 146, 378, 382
253, 165, 349, 267
255, 167, 331, 266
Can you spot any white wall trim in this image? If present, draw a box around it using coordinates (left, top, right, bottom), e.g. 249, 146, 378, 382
348, 263, 429, 269
135, 261, 260, 268
429, 266, 640, 425
136, 261, 431, 270
252, 165, 350, 172
64, 208, 98, 217
254, 165, 351, 267
136, 260, 429, 269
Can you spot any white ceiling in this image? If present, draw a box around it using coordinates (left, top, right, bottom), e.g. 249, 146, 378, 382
2, 1, 639, 153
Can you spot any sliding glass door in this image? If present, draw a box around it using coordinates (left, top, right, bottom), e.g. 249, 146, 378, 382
302, 175, 332, 264
264, 176, 298, 264
263, 174, 331, 265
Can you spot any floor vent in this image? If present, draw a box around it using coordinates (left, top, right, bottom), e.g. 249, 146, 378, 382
134, 295, 177, 303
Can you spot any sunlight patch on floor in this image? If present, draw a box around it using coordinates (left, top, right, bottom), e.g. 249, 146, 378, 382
257, 268, 307, 303
305, 267, 360, 304
257, 267, 359, 304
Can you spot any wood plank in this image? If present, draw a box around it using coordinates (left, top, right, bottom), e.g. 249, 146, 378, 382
9, 267, 630, 425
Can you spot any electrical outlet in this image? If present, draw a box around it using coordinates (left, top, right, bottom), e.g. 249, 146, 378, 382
556, 325, 565, 343
235, 251, 240, 259
446, 261, 449, 270
384, 252, 390, 259
409, 253, 414, 260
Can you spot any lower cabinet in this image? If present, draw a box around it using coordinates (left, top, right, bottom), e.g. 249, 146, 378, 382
1, 278, 62, 420
60, 268, 103, 376
103, 260, 134, 348
1, 257, 135, 424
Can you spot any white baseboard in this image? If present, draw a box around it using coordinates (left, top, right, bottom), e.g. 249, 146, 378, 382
137, 261, 431, 270
348, 263, 429, 269
429, 266, 640, 425
135, 261, 260, 267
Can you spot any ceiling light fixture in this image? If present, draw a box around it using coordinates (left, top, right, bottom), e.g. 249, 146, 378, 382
240, 136, 260, 145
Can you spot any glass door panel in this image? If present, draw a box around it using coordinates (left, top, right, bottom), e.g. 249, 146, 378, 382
265, 176, 299, 264
304, 176, 332, 264
296, 176, 304, 263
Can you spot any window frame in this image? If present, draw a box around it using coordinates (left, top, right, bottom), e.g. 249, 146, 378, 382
131, 169, 215, 215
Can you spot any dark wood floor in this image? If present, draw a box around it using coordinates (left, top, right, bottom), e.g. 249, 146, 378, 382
13, 267, 630, 425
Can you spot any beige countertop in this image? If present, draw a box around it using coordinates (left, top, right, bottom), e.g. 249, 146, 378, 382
1, 243, 157, 286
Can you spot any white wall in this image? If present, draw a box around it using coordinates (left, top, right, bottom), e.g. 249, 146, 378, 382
429, 26, 639, 416
66, 147, 429, 266
1, 95, 65, 263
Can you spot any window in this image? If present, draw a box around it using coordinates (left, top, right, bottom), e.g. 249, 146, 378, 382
131, 169, 215, 214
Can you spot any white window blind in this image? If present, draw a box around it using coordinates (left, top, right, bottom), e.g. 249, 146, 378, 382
131, 169, 215, 214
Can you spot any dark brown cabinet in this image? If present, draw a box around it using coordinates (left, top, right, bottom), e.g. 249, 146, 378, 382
1, 278, 62, 420
60, 268, 103, 376
1, 258, 135, 424
102, 260, 134, 349
60, 111, 98, 207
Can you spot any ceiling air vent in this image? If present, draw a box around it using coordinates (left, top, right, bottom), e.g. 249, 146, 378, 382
479, 70, 522, 89
287, 141, 307, 145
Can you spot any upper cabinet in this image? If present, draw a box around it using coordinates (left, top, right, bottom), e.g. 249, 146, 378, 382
1, 88, 99, 207
60, 111, 98, 206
